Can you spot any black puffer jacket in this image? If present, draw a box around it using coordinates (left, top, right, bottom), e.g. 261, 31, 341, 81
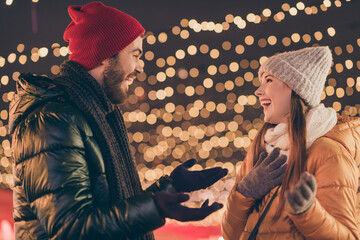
9, 73, 173, 239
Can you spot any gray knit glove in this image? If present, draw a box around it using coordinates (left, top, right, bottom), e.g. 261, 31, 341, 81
236, 148, 287, 199
286, 171, 317, 215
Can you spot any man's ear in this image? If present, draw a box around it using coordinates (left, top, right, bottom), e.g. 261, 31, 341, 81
88, 59, 108, 85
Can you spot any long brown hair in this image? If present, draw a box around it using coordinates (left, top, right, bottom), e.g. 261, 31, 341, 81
251, 91, 308, 220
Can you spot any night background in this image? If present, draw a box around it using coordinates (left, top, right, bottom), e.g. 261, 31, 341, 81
0, 0, 359, 239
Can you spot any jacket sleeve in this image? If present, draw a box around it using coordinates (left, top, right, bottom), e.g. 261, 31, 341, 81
15, 111, 165, 239
221, 152, 256, 240
288, 150, 360, 240
145, 175, 177, 193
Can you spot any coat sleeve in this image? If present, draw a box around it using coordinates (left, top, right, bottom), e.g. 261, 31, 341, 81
221, 151, 256, 240
288, 148, 360, 240
13, 111, 165, 239
145, 175, 177, 193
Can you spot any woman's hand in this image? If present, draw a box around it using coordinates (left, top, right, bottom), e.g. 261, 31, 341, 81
236, 148, 287, 199
285, 171, 317, 215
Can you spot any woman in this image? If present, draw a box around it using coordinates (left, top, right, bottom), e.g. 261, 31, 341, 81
222, 46, 360, 239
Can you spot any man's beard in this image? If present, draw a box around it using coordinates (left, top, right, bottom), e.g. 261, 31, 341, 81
103, 64, 127, 105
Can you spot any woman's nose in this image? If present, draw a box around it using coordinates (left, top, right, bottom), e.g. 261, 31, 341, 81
255, 86, 263, 96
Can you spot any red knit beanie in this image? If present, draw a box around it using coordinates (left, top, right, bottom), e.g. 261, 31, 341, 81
63, 2, 145, 70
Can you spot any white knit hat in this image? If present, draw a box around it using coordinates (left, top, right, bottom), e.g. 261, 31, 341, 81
258, 46, 333, 107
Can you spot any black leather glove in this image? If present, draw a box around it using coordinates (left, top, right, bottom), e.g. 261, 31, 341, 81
154, 191, 223, 222
170, 158, 228, 192
286, 171, 317, 215
236, 148, 287, 199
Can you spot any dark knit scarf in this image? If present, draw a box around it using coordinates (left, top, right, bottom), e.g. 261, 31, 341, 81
54, 61, 154, 240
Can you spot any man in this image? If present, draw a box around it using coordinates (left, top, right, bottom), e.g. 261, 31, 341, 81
9, 2, 228, 240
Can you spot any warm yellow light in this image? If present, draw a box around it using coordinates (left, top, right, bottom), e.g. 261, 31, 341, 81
238, 95, 248, 105
323, 0, 331, 7
51, 65, 60, 75
225, 14, 234, 23
296, 2, 305, 10
180, 30, 190, 39
229, 62, 239, 72
6, 0, 13, 5
156, 90, 166, 100
235, 45, 245, 54
187, 19, 196, 28
345, 60, 353, 69
175, 49, 186, 59
336, 88, 345, 98
228, 121, 239, 132
335, 63, 344, 73
164, 87, 174, 97
224, 80, 235, 91
291, 33, 301, 43
282, 37, 291, 46
207, 65, 217, 75
146, 114, 157, 124
214, 23, 223, 33
166, 56, 176, 66
263, 8, 271, 17
206, 101, 216, 112
0, 110, 8, 121
259, 56, 268, 65
210, 49, 220, 59
194, 100, 204, 110
203, 78, 213, 88
247, 95, 257, 105
158, 32, 168, 43
302, 34, 311, 43
187, 45, 197, 55
244, 72, 254, 82
144, 51, 154, 61
0, 57, 5, 67
314, 31, 323, 41
162, 126, 173, 137
282, 3, 290, 11
146, 35, 156, 44
200, 44, 209, 54
172, 26, 181, 35
245, 35, 254, 45
156, 72, 166, 82
327, 27, 336, 37
12, 72, 20, 81
289, 7, 298, 16
185, 86, 195, 96
267, 35, 277, 45
178, 69, 188, 79
347, 78, 355, 87
8, 53, 16, 63
59, 47, 68, 56
246, 13, 256, 22
189, 68, 199, 78
325, 86, 335, 96
165, 67, 176, 77
1, 76, 9, 85
180, 18, 189, 27
19, 55, 27, 65
333, 102, 341, 112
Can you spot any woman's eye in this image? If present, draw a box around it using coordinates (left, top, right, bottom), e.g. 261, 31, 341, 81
266, 78, 272, 83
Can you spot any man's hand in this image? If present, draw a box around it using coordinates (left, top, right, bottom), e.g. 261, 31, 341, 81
286, 172, 317, 215
236, 148, 287, 199
170, 159, 228, 192
154, 191, 223, 222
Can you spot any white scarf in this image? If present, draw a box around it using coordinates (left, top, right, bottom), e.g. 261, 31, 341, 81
264, 104, 337, 157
